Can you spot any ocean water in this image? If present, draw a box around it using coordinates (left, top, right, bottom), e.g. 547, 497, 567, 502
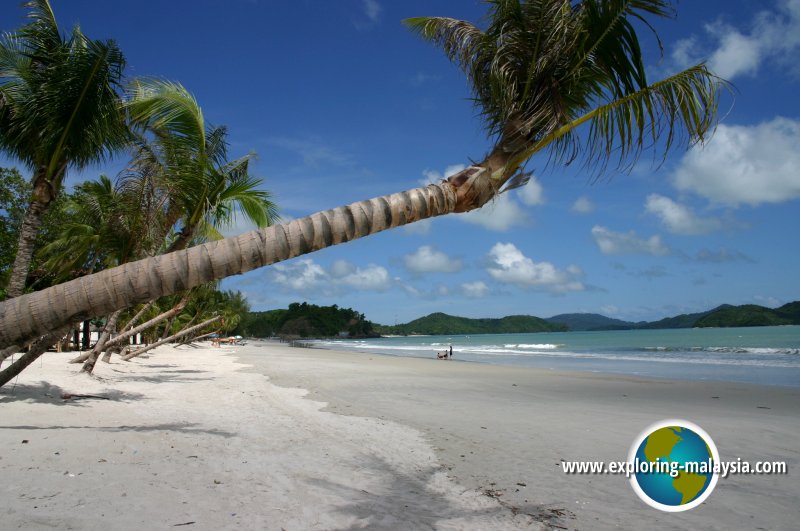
308, 326, 800, 388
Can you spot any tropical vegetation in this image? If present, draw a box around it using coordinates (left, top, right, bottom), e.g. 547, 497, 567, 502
1, 0, 728, 386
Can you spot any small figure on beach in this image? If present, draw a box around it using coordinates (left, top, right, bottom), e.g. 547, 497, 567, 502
449, 345, 453, 359
436, 351, 447, 359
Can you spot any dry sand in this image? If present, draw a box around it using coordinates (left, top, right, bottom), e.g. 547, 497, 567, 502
2, 341, 798, 530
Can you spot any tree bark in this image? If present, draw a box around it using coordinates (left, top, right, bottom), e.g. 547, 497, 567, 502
123, 300, 157, 332
0, 345, 21, 365
81, 309, 123, 374
0, 325, 71, 388
121, 316, 222, 361
4, 172, 55, 300
0, 166, 501, 348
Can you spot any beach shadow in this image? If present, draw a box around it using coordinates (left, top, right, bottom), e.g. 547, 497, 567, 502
0, 381, 147, 406
104, 367, 214, 384
305, 456, 542, 529
0, 421, 235, 437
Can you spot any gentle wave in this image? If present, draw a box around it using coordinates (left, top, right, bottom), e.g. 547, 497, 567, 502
643, 346, 800, 355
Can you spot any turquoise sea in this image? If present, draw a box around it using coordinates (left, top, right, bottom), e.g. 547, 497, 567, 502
309, 326, 800, 388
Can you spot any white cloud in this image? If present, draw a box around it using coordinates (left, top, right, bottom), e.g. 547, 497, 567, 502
420, 164, 466, 186
404, 245, 463, 274
338, 263, 391, 291
461, 281, 490, 299
591, 226, 670, 256
518, 176, 544, 206
672, 118, 800, 206
420, 164, 531, 231
403, 219, 432, 235
270, 258, 391, 294
644, 194, 722, 235
672, 0, 800, 79
570, 196, 594, 214
271, 259, 328, 292
458, 193, 530, 231
486, 243, 585, 293
362, 0, 381, 24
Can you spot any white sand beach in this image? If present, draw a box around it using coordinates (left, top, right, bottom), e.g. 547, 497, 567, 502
2, 341, 798, 530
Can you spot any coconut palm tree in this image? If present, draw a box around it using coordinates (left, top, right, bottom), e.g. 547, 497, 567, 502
0, 0, 128, 299
125, 79, 279, 252
0, 0, 727, 383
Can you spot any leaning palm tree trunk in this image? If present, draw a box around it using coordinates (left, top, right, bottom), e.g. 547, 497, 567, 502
0, 325, 72, 387
81, 309, 124, 373
0, 176, 469, 350
121, 315, 222, 361
0, 344, 21, 364
4, 177, 55, 299
124, 300, 157, 333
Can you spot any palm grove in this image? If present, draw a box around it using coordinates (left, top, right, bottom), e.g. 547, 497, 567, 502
0, 0, 726, 386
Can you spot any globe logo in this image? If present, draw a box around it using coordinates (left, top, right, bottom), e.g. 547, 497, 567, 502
628, 419, 720, 512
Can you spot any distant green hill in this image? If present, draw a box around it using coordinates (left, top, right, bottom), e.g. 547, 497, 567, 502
637, 305, 731, 329
545, 313, 639, 331
375, 312, 566, 335
694, 303, 800, 328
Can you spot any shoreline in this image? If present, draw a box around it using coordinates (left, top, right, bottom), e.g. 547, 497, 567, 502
2, 341, 798, 529
241, 342, 800, 530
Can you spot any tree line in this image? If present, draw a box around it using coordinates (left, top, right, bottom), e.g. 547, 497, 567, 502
235, 303, 378, 339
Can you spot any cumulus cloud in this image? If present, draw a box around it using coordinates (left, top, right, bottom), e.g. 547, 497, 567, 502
591, 226, 670, 256
270, 258, 391, 294
518, 176, 544, 206
459, 193, 530, 231
644, 194, 722, 235
404, 245, 463, 274
672, 118, 800, 206
570, 196, 594, 214
672, 0, 800, 79
486, 243, 584, 293
271, 259, 328, 292
461, 281, 490, 299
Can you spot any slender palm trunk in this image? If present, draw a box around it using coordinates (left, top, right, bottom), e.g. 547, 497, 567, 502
81, 309, 123, 373
1, 344, 22, 364
121, 316, 222, 361
0, 325, 72, 387
0, 164, 503, 352
124, 300, 157, 332
5, 169, 61, 300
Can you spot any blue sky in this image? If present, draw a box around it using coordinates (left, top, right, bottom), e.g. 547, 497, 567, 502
2, 0, 799, 324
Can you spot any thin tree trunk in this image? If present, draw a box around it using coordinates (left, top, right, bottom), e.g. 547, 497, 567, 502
0, 325, 71, 388
4, 173, 55, 300
121, 316, 222, 361
160, 316, 175, 341
179, 330, 219, 345
81, 309, 124, 374
123, 300, 157, 332
0, 166, 502, 348
103, 296, 189, 351
81, 320, 91, 350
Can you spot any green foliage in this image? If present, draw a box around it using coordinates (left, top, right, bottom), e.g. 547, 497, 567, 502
545, 313, 641, 331
405, 0, 726, 180
375, 312, 566, 335
235, 302, 378, 338
694, 304, 800, 328
0, 0, 128, 183
0, 166, 71, 295
0, 167, 28, 288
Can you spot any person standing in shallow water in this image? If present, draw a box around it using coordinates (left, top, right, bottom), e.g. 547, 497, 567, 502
449, 345, 453, 359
